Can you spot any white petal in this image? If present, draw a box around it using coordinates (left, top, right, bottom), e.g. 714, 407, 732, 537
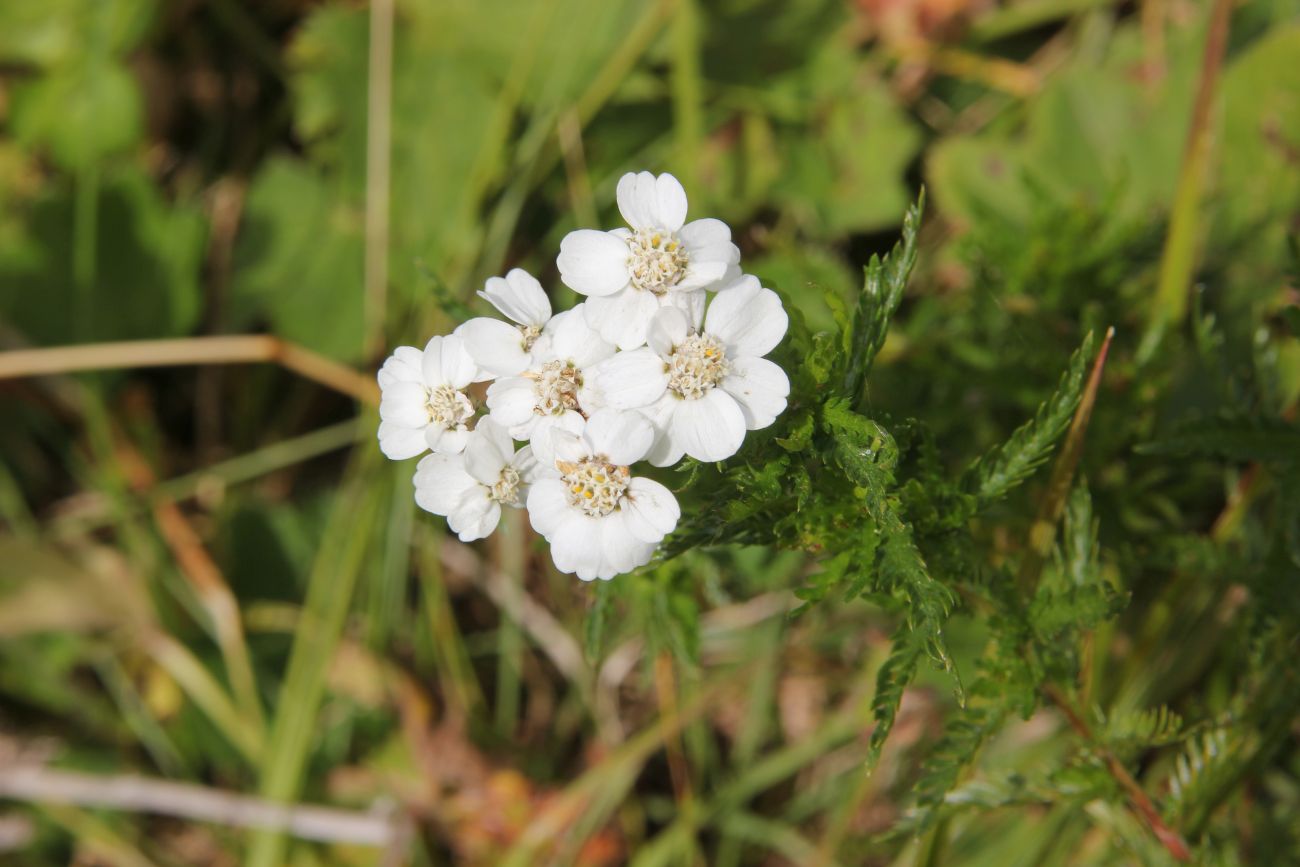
587, 348, 668, 410
420, 337, 444, 384
648, 307, 691, 357
428, 424, 471, 455
653, 173, 688, 232
584, 287, 659, 350
531, 412, 588, 469
643, 394, 686, 467
677, 217, 732, 251
704, 279, 788, 358
512, 445, 541, 484
526, 478, 571, 537
448, 497, 501, 542
377, 421, 428, 460
550, 513, 604, 580
616, 171, 658, 230
377, 346, 424, 388
413, 454, 478, 516
480, 268, 551, 326
487, 377, 538, 428
669, 388, 747, 462
583, 409, 655, 465
622, 477, 680, 543
547, 305, 616, 366
723, 356, 790, 430
457, 318, 531, 377
557, 230, 631, 298
598, 513, 658, 578
676, 258, 731, 291
463, 422, 510, 485
379, 381, 430, 427
439, 334, 480, 388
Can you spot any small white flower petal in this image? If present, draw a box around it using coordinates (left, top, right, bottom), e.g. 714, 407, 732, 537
546, 305, 616, 367
379, 381, 430, 427
557, 229, 631, 297
512, 444, 541, 484
486, 377, 538, 427
526, 478, 571, 537
530, 411, 587, 468
676, 257, 731, 291
588, 348, 669, 410
583, 408, 655, 466
550, 513, 604, 580
704, 278, 788, 359
622, 477, 680, 544
458, 317, 532, 377
377, 346, 424, 388
643, 394, 686, 467
677, 217, 732, 251
463, 424, 510, 486
584, 287, 660, 350
669, 388, 747, 462
648, 307, 691, 357
439, 334, 480, 388
427, 424, 471, 455
377, 421, 429, 460
413, 453, 478, 516
653, 173, 688, 232
722, 356, 790, 431
448, 496, 501, 542
480, 268, 551, 326
616, 171, 658, 230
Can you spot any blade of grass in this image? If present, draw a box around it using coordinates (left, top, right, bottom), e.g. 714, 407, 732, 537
670, 0, 703, 193
142, 631, 264, 765
246, 454, 382, 867
494, 508, 527, 735
1137, 0, 1234, 364
40, 803, 157, 867
363, 0, 393, 357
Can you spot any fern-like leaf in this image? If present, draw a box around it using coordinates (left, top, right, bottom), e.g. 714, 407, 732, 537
840, 190, 925, 405
962, 332, 1095, 510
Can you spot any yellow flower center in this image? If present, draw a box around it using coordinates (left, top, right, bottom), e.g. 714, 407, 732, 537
628, 229, 688, 295
667, 334, 729, 400
557, 457, 630, 518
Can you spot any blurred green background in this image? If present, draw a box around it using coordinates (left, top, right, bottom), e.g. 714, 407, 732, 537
1, 0, 1298, 864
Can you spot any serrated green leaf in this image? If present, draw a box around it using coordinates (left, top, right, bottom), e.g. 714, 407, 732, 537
839, 190, 924, 404
962, 332, 1095, 510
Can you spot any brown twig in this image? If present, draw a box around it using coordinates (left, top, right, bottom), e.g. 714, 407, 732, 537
0, 764, 397, 847
1044, 684, 1192, 861
0, 336, 379, 406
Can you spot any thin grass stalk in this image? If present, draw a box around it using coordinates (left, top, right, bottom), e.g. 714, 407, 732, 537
246, 455, 382, 867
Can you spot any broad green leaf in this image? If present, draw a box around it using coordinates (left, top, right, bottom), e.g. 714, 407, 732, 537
0, 167, 204, 344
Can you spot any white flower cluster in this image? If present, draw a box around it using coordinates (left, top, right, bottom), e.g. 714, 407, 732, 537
377, 172, 790, 581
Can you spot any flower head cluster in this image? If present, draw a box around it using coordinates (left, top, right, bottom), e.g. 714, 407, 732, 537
377, 171, 789, 581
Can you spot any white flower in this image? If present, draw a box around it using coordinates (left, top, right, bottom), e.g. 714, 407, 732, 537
377, 334, 481, 460
455, 268, 553, 377
484, 305, 615, 463
556, 171, 740, 350
526, 410, 680, 581
588, 274, 790, 465
413, 418, 539, 542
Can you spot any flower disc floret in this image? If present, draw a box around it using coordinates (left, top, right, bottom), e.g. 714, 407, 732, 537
666, 333, 729, 400
427, 383, 475, 428
629, 230, 688, 294
489, 464, 523, 506
533, 359, 584, 416
558, 457, 631, 517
